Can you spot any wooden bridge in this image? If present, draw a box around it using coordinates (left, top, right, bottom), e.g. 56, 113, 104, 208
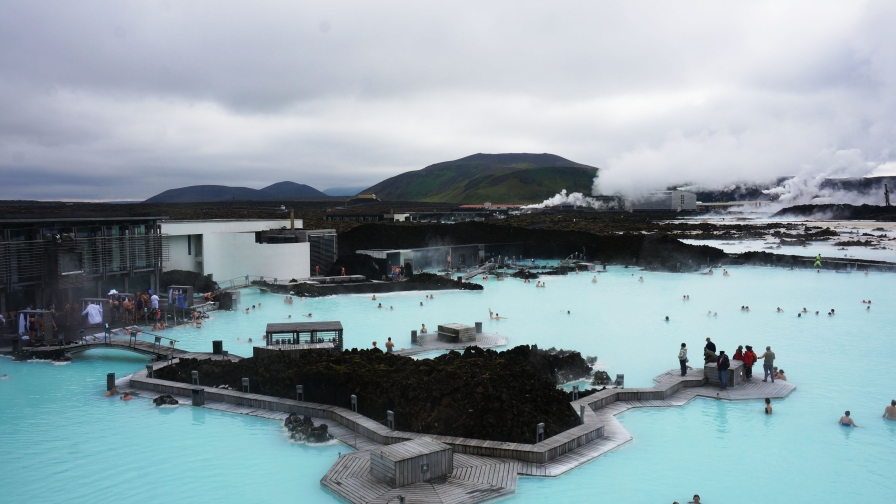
22, 331, 240, 361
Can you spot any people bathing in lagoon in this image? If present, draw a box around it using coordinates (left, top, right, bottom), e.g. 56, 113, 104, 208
592, 276, 597, 283
776, 307, 783, 313
389, 306, 394, 311
802, 307, 808, 313
664, 316, 669, 322
385, 337, 394, 353
378, 303, 383, 309
638, 276, 644, 282
105, 387, 119, 397
420, 324, 428, 334
883, 400, 896, 420
840, 411, 858, 427
765, 397, 772, 415
303, 313, 312, 318
775, 369, 787, 381
120, 391, 132, 401
723, 268, 729, 276
372, 295, 377, 301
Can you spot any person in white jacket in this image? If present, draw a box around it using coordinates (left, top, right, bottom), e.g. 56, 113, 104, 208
82, 303, 103, 325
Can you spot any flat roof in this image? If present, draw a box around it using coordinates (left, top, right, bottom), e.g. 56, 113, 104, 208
375, 439, 450, 461
265, 321, 344, 333
0, 216, 167, 224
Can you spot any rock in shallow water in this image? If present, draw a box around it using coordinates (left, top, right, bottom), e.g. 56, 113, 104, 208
153, 394, 179, 406
284, 413, 332, 443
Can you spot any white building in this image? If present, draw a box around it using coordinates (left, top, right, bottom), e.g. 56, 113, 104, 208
161, 220, 311, 282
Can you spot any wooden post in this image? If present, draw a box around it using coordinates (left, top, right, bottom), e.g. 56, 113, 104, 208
191, 370, 199, 385
580, 404, 586, 425
191, 388, 204, 406
146, 364, 153, 379
572, 385, 579, 401
106, 373, 115, 391
411, 330, 417, 344
242, 377, 249, 393
536, 422, 544, 443
296, 385, 304, 402
387, 410, 395, 430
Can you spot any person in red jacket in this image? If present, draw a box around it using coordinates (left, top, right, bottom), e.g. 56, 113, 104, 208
734, 345, 744, 361
742, 345, 757, 380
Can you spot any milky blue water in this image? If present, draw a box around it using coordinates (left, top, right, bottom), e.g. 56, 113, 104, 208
3, 267, 895, 503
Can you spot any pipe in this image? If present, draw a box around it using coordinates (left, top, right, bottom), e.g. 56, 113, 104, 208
290, 210, 295, 230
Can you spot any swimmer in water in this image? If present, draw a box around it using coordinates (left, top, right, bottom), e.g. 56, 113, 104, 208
776, 307, 783, 313
390, 306, 394, 310
665, 316, 669, 322
258, 303, 261, 308
867, 306, 870, 310
638, 276, 644, 282
1, 374, 7, 379
252, 305, 255, 310
707, 311, 712, 316
839, 411, 858, 427
592, 276, 597, 283
120, 391, 132, 401
802, 307, 808, 313
303, 313, 312, 318
707, 268, 714, 275
378, 303, 382, 308
723, 269, 729, 276
287, 315, 292, 319
420, 324, 428, 334
244, 308, 249, 314
248, 338, 253, 343
105, 387, 119, 397
815, 311, 819, 315
764, 398, 772, 415
372, 295, 377, 300
420, 302, 424, 307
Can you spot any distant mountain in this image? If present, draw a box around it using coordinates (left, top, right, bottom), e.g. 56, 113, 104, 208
144, 182, 327, 203
361, 153, 598, 204
323, 186, 369, 196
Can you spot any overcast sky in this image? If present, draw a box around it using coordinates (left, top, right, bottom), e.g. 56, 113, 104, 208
1, 1, 894, 200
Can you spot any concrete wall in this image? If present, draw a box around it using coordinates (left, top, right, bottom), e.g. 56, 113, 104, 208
202, 232, 310, 281
161, 220, 309, 280
166, 235, 202, 273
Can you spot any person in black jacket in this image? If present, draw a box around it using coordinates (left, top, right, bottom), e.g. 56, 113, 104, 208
717, 351, 730, 390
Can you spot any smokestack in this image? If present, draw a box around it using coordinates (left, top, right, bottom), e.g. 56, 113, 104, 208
290, 210, 295, 230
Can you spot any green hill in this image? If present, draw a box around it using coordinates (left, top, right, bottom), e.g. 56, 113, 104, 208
362, 153, 598, 203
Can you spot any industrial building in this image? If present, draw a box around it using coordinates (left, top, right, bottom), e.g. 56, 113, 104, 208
626, 191, 697, 212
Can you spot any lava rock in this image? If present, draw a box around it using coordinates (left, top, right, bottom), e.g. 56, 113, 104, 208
153, 394, 179, 406
284, 413, 332, 443
591, 371, 612, 385
156, 344, 593, 443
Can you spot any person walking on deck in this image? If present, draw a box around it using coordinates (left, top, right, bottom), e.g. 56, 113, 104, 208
757, 346, 776, 382
717, 351, 730, 390
678, 343, 688, 376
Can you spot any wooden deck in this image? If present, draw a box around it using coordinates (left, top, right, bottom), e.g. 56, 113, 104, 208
322, 452, 517, 504
395, 333, 508, 357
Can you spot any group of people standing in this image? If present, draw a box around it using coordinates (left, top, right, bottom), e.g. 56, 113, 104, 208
678, 338, 779, 390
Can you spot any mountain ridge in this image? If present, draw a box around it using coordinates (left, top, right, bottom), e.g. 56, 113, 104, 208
362, 153, 598, 203
144, 181, 328, 203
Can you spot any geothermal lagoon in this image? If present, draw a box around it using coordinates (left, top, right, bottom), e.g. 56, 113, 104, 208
2, 266, 895, 503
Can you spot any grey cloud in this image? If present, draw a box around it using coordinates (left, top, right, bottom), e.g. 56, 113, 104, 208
0, 1, 895, 200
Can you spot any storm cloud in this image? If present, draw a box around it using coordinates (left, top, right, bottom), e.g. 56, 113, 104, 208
1, 1, 894, 200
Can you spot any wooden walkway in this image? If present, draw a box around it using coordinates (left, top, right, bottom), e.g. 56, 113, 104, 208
23, 331, 241, 361
394, 333, 508, 357
122, 358, 795, 503
322, 452, 517, 504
